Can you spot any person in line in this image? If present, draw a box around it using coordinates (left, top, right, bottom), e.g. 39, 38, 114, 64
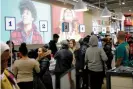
127, 37, 133, 60
80, 35, 90, 89
103, 38, 113, 70
74, 37, 89, 89
85, 35, 108, 89
115, 31, 129, 67
1, 42, 19, 89
36, 47, 53, 89
69, 39, 77, 66
49, 34, 59, 56
11, 0, 43, 45
13, 43, 40, 89
6, 40, 17, 68
54, 40, 73, 89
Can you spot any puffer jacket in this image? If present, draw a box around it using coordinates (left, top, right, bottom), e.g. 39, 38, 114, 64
38, 57, 53, 89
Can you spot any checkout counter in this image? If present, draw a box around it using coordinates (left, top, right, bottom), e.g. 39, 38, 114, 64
106, 66, 133, 89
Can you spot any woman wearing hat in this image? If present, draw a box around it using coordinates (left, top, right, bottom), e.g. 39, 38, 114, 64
0, 42, 19, 89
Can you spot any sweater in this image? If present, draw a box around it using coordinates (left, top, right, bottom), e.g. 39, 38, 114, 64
13, 58, 40, 83
85, 47, 108, 72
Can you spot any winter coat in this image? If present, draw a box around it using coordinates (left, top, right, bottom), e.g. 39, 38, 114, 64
38, 57, 53, 89
85, 35, 108, 72
49, 40, 58, 56
103, 42, 113, 60
1, 69, 20, 89
74, 47, 85, 70
54, 49, 73, 73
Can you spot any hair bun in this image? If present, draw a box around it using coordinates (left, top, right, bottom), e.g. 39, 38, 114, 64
20, 43, 26, 48
19, 43, 28, 56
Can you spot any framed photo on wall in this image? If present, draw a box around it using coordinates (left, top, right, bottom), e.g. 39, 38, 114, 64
79, 24, 85, 32
62, 22, 69, 32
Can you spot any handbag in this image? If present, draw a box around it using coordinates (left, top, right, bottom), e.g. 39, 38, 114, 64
33, 70, 46, 89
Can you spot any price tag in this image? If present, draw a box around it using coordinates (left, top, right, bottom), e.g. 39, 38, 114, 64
39, 20, 48, 32
79, 24, 85, 32
102, 27, 106, 33
5, 17, 16, 31
62, 22, 69, 32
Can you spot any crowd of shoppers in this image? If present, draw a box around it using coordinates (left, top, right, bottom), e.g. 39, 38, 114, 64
1, 31, 133, 89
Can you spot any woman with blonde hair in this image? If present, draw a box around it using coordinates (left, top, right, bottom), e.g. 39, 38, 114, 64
36, 46, 53, 89
69, 39, 77, 66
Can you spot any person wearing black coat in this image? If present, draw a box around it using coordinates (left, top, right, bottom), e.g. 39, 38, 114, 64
54, 40, 73, 89
49, 34, 59, 56
74, 37, 90, 89
103, 38, 113, 70
37, 47, 53, 89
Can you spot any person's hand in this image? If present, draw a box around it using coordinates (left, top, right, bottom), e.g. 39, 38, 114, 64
44, 50, 51, 57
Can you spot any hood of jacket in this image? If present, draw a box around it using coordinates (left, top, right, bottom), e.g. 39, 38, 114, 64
89, 35, 98, 47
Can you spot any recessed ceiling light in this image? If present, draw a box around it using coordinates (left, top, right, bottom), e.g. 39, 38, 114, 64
122, 2, 125, 5
129, 9, 132, 12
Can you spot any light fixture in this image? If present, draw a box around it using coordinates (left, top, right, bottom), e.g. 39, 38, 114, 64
122, 2, 125, 5
129, 9, 132, 12
101, 6, 111, 17
117, 12, 125, 20
74, 0, 88, 12
101, 0, 111, 18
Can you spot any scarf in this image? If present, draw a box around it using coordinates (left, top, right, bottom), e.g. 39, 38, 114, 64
3, 69, 19, 89
4, 69, 16, 85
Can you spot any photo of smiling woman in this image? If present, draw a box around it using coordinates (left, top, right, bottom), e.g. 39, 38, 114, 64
11, 0, 43, 45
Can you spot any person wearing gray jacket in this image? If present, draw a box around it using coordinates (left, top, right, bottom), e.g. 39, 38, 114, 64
85, 35, 108, 89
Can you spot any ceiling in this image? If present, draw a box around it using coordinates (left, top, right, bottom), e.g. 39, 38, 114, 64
37, 0, 133, 13
83, 0, 133, 13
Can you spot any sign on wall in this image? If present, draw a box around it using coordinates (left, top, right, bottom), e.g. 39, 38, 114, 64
39, 20, 48, 32
5, 17, 16, 31
93, 27, 98, 34
62, 22, 69, 32
102, 27, 106, 33
79, 24, 85, 32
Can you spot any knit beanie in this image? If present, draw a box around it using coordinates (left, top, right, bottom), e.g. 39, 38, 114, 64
0, 41, 10, 56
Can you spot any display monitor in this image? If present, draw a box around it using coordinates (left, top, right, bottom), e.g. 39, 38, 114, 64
1, 0, 52, 45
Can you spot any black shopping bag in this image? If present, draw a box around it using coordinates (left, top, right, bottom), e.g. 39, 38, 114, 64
33, 75, 46, 89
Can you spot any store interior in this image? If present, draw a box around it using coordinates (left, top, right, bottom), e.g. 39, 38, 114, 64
1, 0, 133, 89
